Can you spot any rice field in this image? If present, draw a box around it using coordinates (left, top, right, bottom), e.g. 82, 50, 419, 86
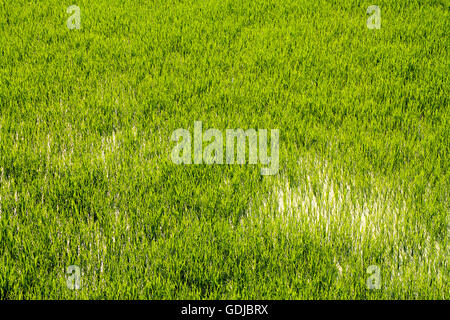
0, 0, 448, 299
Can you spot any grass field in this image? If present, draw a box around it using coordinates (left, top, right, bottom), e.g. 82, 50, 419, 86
0, 0, 448, 299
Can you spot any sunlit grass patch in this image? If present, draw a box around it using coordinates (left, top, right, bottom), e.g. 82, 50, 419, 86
244, 154, 447, 298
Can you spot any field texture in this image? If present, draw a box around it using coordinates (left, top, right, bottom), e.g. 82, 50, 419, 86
0, 0, 448, 299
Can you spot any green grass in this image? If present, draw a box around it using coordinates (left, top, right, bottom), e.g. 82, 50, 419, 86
0, 0, 448, 299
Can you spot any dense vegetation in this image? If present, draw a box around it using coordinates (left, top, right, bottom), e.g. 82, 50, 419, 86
0, 0, 448, 299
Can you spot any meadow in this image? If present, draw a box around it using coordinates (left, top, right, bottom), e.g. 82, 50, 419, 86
0, 0, 448, 299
